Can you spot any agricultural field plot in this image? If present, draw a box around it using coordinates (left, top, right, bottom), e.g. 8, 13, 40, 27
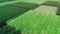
7, 11, 60, 34
34, 5, 57, 15
0, 0, 60, 34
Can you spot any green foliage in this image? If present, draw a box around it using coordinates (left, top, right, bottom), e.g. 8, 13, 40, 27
0, 0, 60, 34
8, 11, 60, 34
